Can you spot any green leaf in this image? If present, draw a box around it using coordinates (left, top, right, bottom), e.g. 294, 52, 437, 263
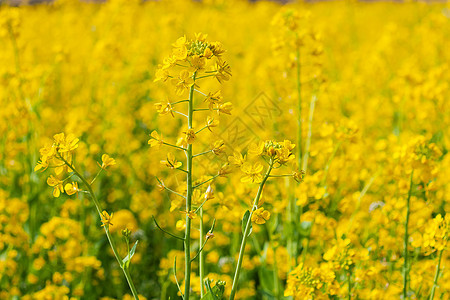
201, 279, 226, 300
258, 266, 274, 292
122, 240, 138, 269
242, 210, 252, 237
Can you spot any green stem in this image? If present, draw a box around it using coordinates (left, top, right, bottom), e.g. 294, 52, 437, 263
429, 249, 444, 300
184, 72, 197, 300
193, 174, 219, 189
90, 168, 104, 185
272, 246, 281, 300
199, 207, 205, 297
301, 95, 317, 171
403, 171, 414, 300
59, 156, 139, 300
296, 40, 302, 166
193, 150, 212, 158
229, 163, 273, 300
347, 270, 352, 300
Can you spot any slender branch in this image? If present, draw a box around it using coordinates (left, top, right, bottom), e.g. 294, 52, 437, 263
429, 249, 444, 300
403, 171, 414, 300
229, 162, 274, 300
152, 216, 185, 241
194, 89, 207, 96
196, 74, 215, 80
163, 142, 187, 151
195, 125, 209, 135
193, 174, 219, 189
174, 111, 188, 118
184, 71, 197, 300
193, 150, 212, 158
193, 108, 218, 112
58, 154, 139, 299
165, 187, 186, 199
171, 99, 189, 105
268, 174, 292, 178
194, 198, 209, 214
302, 94, 317, 171
90, 168, 104, 185
191, 235, 209, 263
173, 257, 185, 300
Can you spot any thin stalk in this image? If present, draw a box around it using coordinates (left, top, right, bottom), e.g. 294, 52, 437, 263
193, 174, 219, 189
301, 95, 317, 171
59, 155, 139, 300
90, 168, 104, 185
429, 249, 444, 300
193, 150, 212, 158
273, 247, 281, 300
347, 270, 352, 300
286, 44, 303, 274
296, 39, 302, 165
199, 207, 205, 297
162, 142, 186, 151
229, 163, 273, 300
403, 171, 414, 300
184, 72, 197, 300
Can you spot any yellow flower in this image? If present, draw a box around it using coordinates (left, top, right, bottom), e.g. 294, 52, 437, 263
241, 162, 264, 183
148, 130, 163, 148
162, 55, 177, 70
183, 128, 196, 144
203, 47, 213, 59
218, 163, 232, 177
47, 175, 64, 197
282, 140, 296, 151
209, 41, 226, 57
109, 209, 138, 233
154, 67, 170, 82
206, 116, 219, 131
57, 133, 79, 153
292, 170, 305, 183
211, 140, 225, 155
64, 182, 80, 196
190, 55, 206, 71
181, 210, 197, 219
34, 159, 49, 172
171, 70, 194, 95
218, 102, 233, 115
161, 153, 182, 169
228, 152, 246, 167
204, 185, 214, 200
100, 210, 113, 228
275, 147, 295, 165
252, 207, 271, 224
204, 90, 222, 111
214, 59, 232, 83
154, 101, 174, 117
101, 154, 116, 169
248, 142, 265, 157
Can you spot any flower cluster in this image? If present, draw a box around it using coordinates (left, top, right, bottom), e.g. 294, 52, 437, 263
284, 263, 338, 299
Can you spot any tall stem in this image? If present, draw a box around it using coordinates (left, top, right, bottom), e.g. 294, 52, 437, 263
403, 171, 414, 300
199, 207, 205, 297
59, 156, 139, 299
429, 249, 444, 300
184, 73, 196, 299
296, 42, 302, 166
229, 163, 273, 300
347, 270, 352, 300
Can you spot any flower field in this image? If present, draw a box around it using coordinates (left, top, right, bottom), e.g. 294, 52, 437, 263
1, 0, 450, 299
